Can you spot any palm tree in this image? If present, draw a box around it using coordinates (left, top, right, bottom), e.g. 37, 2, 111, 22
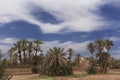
14, 41, 22, 64
27, 41, 34, 67
33, 39, 42, 56
104, 39, 113, 53
67, 48, 73, 62
0, 50, 2, 60
13, 53, 18, 66
95, 39, 104, 53
46, 47, 67, 76
95, 40, 104, 72
47, 47, 66, 67
103, 52, 110, 73
75, 53, 81, 67
87, 43, 95, 58
8, 47, 16, 64
20, 39, 28, 64
95, 39, 113, 73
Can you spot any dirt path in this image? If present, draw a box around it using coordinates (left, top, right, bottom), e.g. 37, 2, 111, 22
11, 74, 120, 80
11, 74, 38, 80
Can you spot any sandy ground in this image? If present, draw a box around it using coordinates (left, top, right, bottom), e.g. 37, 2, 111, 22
56, 75, 120, 80
11, 70, 120, 80
11, 74, 120, 80
11, 74, 39, 80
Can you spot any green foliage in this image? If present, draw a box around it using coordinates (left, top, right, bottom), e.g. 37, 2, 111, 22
31, 54, 44, 73
74, 54, 81, 67
31, 66, 39, 74
87, 39, 113, 74
8, 39, 43, 68
86, 57, 97, 74
109, 57, 120, 69
0, 60, 12, 80
39, 47, 73, 76
39, 62, 73, 76
87, 66, 97, 74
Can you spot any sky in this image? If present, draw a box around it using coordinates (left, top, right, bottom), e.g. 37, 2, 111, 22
0, 0, 120, 59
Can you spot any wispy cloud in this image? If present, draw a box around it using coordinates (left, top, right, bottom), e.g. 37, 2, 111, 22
0, 0, 120, 33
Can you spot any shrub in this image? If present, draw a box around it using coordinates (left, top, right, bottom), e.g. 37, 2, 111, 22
0, 60, 12, 80
39, 63, 73, 76
31, 66, 39, 73
87, 66, 97, 74
39, 47, 73, 76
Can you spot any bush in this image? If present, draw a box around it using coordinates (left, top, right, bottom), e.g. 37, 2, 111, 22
31, 66, 39, 73
0, 60, 12, 80
87, 66, 97, 74
39, 63, 73, 76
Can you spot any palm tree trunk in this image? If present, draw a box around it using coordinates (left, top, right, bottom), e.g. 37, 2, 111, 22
23, 50, 26, 65
29, 50, 31, 67
18, 51, 22, 64
35, 50, 37, 57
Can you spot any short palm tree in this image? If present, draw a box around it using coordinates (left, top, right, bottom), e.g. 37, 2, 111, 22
41, 47, 72, 76
47, 47, 66, 67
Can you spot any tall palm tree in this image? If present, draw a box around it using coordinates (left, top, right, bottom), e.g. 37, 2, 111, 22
33, 39, 42, 56
87, 43, 95, 58
27, 41, 34, 67
14, 41, 22, 64
104, 39, 113, 53
95, 39, 104, 53
13, 53, 18, 66
8, 47, 16, 64
0, 50, 2, 60
95, 40, 104, 71
67, 48, 73, 62
75, 53, 81, 67
20, 39, 28, 64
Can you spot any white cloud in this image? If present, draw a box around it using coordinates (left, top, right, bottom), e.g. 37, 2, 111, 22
111, 50, 120, 59
0, 0, 120, 33
30, 0, 106, 33
0, 38, 18, 44
0, 44, 11, 53
0, 38, 18, 53
41, 40, 90, 54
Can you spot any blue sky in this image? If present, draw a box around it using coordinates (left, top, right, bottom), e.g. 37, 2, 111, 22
0, 0, 120, 59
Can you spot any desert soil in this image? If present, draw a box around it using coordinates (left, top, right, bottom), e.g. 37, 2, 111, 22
11, 69, 120, 80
